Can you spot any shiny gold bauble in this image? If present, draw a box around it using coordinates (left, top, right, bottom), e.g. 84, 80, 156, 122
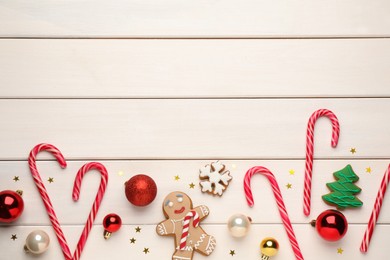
260, 237, 279, 258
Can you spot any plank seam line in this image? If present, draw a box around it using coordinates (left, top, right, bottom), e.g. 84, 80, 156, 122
5, 223, 390, 227
1, 158, 389, 162
1, 36, 390, 40
1, 97, 390, 100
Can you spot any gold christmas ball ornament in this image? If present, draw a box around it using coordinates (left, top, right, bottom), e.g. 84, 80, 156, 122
260, 237, 279, 260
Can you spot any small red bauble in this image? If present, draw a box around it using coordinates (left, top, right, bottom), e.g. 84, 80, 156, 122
103, 213, 122, 239
311, 209, 348, 242
124, 174, 157, 207
0, 190, 24, 223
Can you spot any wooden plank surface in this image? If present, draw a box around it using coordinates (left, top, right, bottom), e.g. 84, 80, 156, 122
0, 99, 388, 160
1, 160, 389, 225
1, 39, 390, 98
1, 2, 389, 259
1, 225, 388, 260
0, 0, 390, 38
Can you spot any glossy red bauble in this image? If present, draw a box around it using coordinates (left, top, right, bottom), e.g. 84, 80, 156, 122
124, 174, 157, 207
312, 209, 348, 242
103, 213, 122, 239
0, 190, 24, 223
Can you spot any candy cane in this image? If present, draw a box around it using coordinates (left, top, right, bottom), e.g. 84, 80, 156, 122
244, 166, 304, 260
180, 210, 199, 250
72, 162, 108, 260
360, 164, 390, 253
303, 109, 340, 216
29, 143, 72, 260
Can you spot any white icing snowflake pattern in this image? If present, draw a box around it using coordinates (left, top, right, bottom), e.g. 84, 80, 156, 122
199, 161, 232, 196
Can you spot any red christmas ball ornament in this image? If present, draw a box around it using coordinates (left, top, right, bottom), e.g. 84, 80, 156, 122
103, 213, 122, 239
0, 190, 24, 223
311, 209, 348, 242
125, 174, 157, 207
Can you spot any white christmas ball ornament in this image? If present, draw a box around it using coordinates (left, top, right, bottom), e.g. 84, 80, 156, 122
24, 230, 50, 255
227, 213, 252, 238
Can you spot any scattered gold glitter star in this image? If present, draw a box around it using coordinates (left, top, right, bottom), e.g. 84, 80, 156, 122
230, 250, 236, 256
366, 167, 372, 173
11, 234, 17, 241
143, 248, 150, 254
174, 175, 180, 181
286, 183, 292, 189
130, 238, 136, 244
289, 169, 295, 175
135, 226, 141, 233
350, 148, 357, 154
48, 177, 54, 183
13, 176, 20, 182
118, 171, 124, 176
189, 183, 195, 189
337, 248, 344, 254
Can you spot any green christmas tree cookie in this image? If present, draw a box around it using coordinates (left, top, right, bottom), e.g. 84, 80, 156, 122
322, 164, 363, 209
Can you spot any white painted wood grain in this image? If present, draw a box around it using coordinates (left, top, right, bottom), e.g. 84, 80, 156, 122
0, 1, 390, 37
1, 160, 388, 225
0, 99, 388, 160
0, 225, 388, 260
1, 39, 390, 98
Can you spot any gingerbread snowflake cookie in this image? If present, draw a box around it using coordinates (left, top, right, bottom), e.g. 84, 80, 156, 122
199, 161, 232, 196
156, 191, 216, 260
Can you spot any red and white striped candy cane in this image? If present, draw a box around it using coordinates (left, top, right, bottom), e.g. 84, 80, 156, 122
360, 164, 390, 253
180, 210, 200, 250
72, 162, 108, 260
244, 166, 304, 260
29, 143, 72, 260
303, 109, 340, 216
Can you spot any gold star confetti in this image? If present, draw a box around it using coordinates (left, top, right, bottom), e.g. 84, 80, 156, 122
350, 148, 357, 154
13, 176, 20, 182
337, 248, 344, 254
286, 183, 292, 189
48, 177, 54, 183
143, 248, 150, 254
189, 183, 195, 189
289, 169, 295, 175
174, 175, 180, 181
11, 234, 17, 241
118, 171, 124, 176
230, 250, 236, 256
135, 226, 141, 233
366, 167, 372, 173
130, 238, 136, 244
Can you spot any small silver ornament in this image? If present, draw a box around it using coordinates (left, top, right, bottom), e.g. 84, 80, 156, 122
227, 213, 252, 238
24, 230, 50, 255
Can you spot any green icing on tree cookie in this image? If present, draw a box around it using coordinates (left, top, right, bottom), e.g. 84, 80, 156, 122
322, 164, 363, 209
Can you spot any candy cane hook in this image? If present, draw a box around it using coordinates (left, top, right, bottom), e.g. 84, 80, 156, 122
29, 143, 72, 260
303, 109, 340, 216
244, 166, 304, 260
72, 162, 108, 260
360, 164, 390, 253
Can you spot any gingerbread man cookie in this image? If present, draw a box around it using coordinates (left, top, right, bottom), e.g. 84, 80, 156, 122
156, 191, 216, 260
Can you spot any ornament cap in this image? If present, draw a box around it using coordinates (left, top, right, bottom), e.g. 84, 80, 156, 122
261, 255, 270, 260
310, 219, 316, 227
16, 190, 23, 196
103, 230, 112, 240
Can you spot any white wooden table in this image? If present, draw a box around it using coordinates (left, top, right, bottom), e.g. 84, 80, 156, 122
0, 1, 389, 259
